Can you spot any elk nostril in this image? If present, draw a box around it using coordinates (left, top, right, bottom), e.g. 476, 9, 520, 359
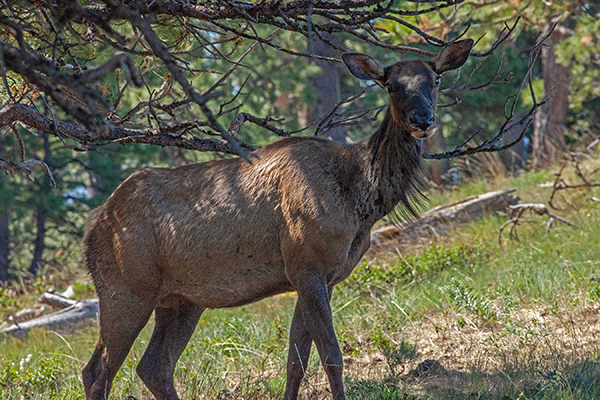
408, 114, 419, 127
426, 114, 435, 127
408, 111, 422, 128
409, 111, 435, 130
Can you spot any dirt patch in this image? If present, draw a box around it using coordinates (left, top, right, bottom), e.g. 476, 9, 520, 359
334, 304, 600, 398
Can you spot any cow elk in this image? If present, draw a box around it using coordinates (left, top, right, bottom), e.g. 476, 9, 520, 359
82, 39, 474, 400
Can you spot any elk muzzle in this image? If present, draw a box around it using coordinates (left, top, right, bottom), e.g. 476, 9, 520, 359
408, 110, 436, 139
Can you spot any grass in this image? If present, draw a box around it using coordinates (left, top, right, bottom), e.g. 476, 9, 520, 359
1, 159, 600, 399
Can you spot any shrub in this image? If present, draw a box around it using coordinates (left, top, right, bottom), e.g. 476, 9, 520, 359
0, 354, 67, 399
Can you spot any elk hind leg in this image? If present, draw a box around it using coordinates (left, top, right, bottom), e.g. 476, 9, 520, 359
83, 291, 156, 400
137, 297, 205, 400
284, 301, 313, 400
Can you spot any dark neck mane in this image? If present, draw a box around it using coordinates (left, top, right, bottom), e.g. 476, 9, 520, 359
358, 109, 425, 224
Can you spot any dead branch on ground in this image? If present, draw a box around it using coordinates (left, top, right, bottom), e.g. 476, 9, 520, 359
1, 299, 99, 339
498, 203, 580, 246
545, 153, 600, 210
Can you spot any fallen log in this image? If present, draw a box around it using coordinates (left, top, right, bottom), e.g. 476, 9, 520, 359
8, 288, 76, 325
9, 305, 51, 324
39, 292, 77, 309
1, 299, 99, 339
369, 189, 520, 254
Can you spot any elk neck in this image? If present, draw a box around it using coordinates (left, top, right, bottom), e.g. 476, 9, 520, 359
354, 108, 425, 225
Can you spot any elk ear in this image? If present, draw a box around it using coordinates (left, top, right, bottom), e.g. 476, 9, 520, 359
434, 39, 474, 74
342, 53, 384, 82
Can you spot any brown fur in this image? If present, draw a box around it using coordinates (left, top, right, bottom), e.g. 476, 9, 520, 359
82, 40, 473, 400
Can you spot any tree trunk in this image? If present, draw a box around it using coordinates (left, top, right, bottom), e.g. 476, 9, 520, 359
500, 113, 527, 172
310, 34, 349, 143
0, 212, 9, 283
0, 134, 10, 282
28, 133, 50, 276
531, 25, 572, 170
28, 204, 46, 275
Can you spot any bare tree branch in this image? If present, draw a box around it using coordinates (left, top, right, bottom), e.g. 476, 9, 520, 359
423, 24, 553, 160
0, 157, 56, 187
229, 113, 291, 138
0, 0, 532, 169
0, 104, 246, 154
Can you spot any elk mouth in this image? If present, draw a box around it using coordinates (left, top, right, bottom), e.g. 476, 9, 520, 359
408, 111, 437, 139
409, 126, 437, 139
389, 106, 438, 139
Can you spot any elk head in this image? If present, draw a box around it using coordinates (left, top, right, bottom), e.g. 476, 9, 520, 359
342, 39, 474, 139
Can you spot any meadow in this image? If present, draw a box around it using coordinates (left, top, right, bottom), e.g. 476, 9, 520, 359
1, 159, 600, 400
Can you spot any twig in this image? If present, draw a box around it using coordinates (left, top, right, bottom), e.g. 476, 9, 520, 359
0, 157, 56, 187
548, 153, 600, 210
499, 203, 580, 246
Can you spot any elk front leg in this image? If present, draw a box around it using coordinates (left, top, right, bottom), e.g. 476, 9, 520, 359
293, 275, 344, 400
284, 287, 335, 399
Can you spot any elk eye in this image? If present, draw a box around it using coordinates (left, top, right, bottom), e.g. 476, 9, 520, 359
434, 76, 441, 86
384, 83, 392, 91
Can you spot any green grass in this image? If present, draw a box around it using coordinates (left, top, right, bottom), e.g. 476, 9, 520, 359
2, 160, 600, 399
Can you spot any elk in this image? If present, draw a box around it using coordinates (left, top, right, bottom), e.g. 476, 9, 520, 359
82, 39, 473, 400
